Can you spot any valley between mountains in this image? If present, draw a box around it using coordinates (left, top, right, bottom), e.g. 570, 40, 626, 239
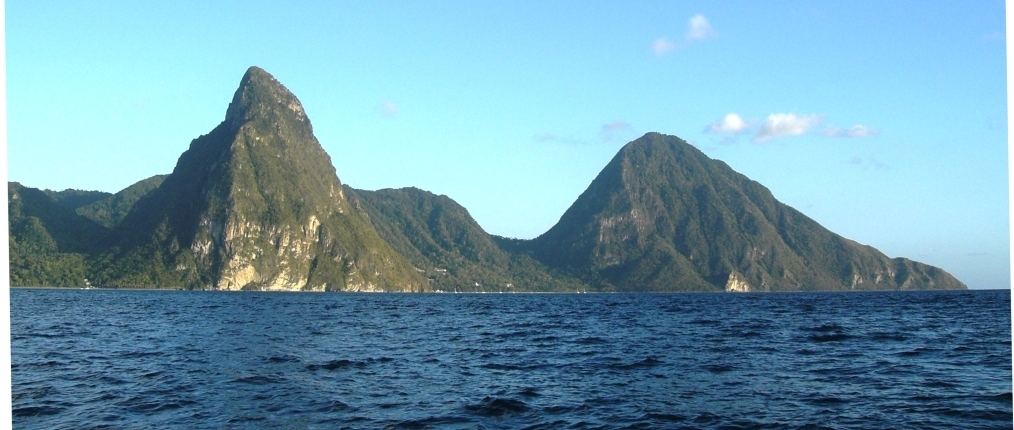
8, 67, 965, 292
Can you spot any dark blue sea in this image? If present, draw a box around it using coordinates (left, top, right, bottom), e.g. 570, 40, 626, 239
11, 288, 1012, 429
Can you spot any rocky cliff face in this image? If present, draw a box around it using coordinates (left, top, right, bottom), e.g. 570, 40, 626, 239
92, 67, 425, 291
526, 132, 966, 292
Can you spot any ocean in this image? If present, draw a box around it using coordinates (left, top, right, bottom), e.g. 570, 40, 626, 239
11, 288, 1012, 429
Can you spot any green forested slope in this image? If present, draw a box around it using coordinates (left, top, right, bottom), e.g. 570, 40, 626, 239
75, 175, 167, 228
525, 132, 966, 292
9, 183, 109, 287
349, 186, 586, 292
43, 188, 111, 211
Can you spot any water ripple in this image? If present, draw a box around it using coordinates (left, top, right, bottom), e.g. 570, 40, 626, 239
11, 288, 1012, 429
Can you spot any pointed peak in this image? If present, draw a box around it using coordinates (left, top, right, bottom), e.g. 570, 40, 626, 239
242, 65, 273, 82
236, 66, 285, 94
225, 66, 308, 128
613, 132, 708, 163
624, 132, 689, 151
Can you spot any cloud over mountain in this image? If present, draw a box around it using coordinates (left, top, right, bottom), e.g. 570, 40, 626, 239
703, 113, 880, 144
754, 113, 823, 142
705, 113, 750, 134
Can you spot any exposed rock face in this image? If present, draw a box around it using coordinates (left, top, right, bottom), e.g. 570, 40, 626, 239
93, 67, 425, 291
525, 132, 966, 292
724, 272, 752, 293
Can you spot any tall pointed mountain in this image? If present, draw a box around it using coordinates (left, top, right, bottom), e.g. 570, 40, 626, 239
91, 67, 425, 291
527, 132, 965, 292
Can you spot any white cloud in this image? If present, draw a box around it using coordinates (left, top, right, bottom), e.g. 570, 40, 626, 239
705, 113, 750, 134
823, 125, 878, 138
652, 14, 714, 56
754, 113, 823, 142
652, 37, 676, 56
685, 14, 716, 40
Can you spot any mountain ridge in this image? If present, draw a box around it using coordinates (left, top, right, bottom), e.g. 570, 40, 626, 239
347, 186, 588, 292
8, 67, 966, 291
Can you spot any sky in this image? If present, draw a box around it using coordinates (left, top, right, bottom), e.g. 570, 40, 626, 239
6, 1, 1009, 289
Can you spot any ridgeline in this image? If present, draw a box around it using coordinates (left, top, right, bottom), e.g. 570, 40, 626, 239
8, 67, 966, 292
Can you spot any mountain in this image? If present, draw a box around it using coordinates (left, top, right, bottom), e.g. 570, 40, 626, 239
89, 67, 426, 291
524, 132, 966, 292
9, 67, 966, 292
76, 175, 168, 228
9, 182, 109, 286
348, 186, 586, 292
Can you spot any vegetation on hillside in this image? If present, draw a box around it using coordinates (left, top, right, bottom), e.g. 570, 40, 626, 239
349, 186, 587, 292
86, 67, 424, 291
524, 132, 965, 291
43, 188, 111, 211
76, 175, 168, 228
9, 183, 108, 287
7, 69, 966, 292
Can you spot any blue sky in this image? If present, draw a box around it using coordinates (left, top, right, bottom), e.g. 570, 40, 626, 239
6, 1, 1009, 289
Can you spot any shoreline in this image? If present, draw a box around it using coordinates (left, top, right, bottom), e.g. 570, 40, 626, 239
8, 286, 989, 293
